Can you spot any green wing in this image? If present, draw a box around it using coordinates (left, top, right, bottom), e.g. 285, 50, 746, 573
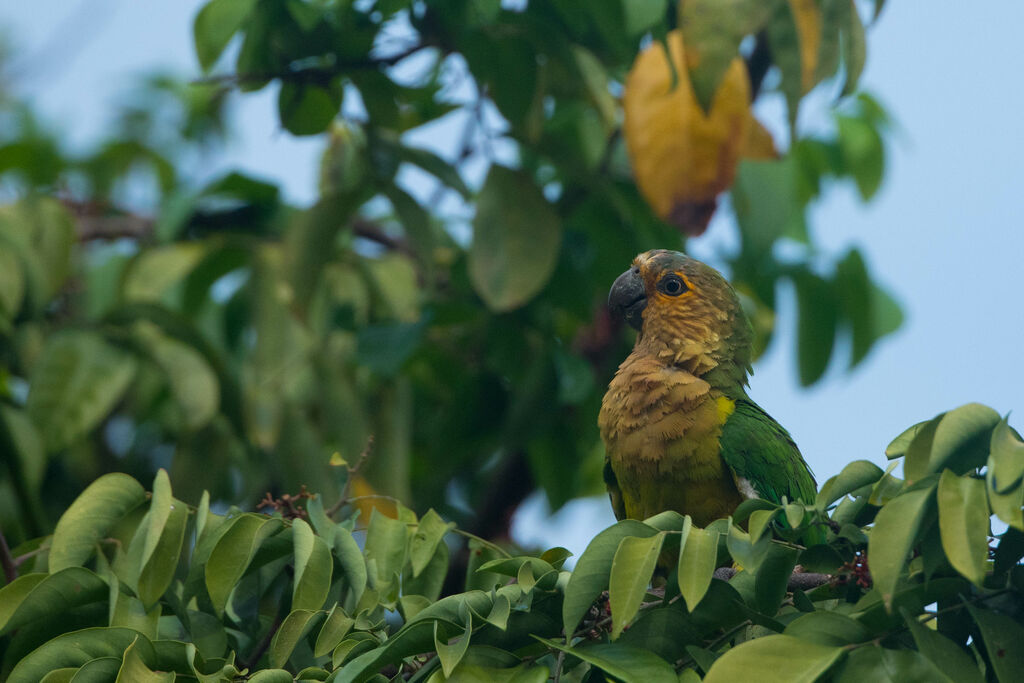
719, 398, 817, 505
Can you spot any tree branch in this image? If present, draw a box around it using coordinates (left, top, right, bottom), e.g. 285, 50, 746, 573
194, 43, 430, 88
713, 566, 832, 591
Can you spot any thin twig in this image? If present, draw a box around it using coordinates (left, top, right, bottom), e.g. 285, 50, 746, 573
0, 528, 17, 584
326, 435, 375, 518
240, 610, 285, 672
552, 649, 566, 683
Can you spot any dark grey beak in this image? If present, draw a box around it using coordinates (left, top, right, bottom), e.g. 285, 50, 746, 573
608, 268, 646, 331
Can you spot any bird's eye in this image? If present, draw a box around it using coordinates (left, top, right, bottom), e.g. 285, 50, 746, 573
659, 274, 687, 296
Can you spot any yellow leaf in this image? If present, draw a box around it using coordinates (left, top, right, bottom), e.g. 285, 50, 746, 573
789, 0, 822, 93
624, 30, 752, 236
742, 117, 779, 160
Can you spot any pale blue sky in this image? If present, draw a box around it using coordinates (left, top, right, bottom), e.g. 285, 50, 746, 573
3, 2, 1022, 556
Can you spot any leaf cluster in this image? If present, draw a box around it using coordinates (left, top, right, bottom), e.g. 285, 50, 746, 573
2, 402, 1022, 681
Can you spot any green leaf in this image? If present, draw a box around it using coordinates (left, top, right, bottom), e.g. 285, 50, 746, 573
903, 610, 983, 683
704, 635, 844, 683
886, 421, 928, 459
834, 646, 948, 682
834, 248, 876, 367
841, 1, 867, 95
732, 157, 800, 256
609, 532, 665, 639
270, 609, 325, 669
988, 418, 1024, 494
314, 605, 354, 658
123, 243, 207, 303
247, 670, 295, 683
538, 639, 678, 683
194, 0, 259, 71
402, 539, 449, 602
677, 517, 719, 611
8, 628, 156, 683
936, 470, 989, 586
132, 323, 220, 431
754, 542, 800, 615
966, 603, 1024, 683
929, 403, 1001, 475
0, 568, 108, 636
726, 524, 771, 572
0, 244, 24, 323
333, 526, 367, 605
292, 519, 334, 611
395, 145, 471, 199
562, 520, 659, 636
434, 618, 472, 677
679, 0, 773, 112
383, 185, 435, 284
815, 460, 885, 510
68, 657, 123, 682
784, 611, 871, 647
0, 198, 74, 313
988, 420, 1024, 530
867, 486, 934, 610
903, 415, 942, 482
837, 115, 885, 201
27, 330, 138, 452
116, 636, 174, 683
364, 509, 408, 592
409, 510, 453, 578
793, 270, 838, 386
49, 473, 147, 571
469, 165, 562, 312
764, 1, 805, 131
205, 513, 284, 616
279, 81, 342, 136
137, 476, 188, 606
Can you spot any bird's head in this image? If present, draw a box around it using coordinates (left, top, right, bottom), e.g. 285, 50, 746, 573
608, 249, 752, 380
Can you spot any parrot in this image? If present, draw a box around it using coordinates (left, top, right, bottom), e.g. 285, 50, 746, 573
598, 249, 816, 527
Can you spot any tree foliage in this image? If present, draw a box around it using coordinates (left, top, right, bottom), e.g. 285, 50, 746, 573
1, 0, 899, 547
1, 403, 1023, 681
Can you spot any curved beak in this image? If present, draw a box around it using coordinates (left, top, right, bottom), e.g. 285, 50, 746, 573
608, 268, 646, 331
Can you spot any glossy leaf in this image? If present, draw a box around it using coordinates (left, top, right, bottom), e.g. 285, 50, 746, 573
292, 519, 334, 612
409, 509, 454, 578
936, 470, 989, 586
270, 609, 324, 669
562, 520, 658, 636
903, 610, 983, 683
609, 532, 665, 639
815, 460, 884, 510
929, 403, 1000, 475
539, 639, 678, 683
50, 474, 147, 571
205, 514, 284, 616
966, 604, 1024, 683
115, 636, 173, 683
0, 568, 107, 636
868, 486, 934, 609
704, 635, 844, 683
8, 628, 156, 683
677, 517, 719, 611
